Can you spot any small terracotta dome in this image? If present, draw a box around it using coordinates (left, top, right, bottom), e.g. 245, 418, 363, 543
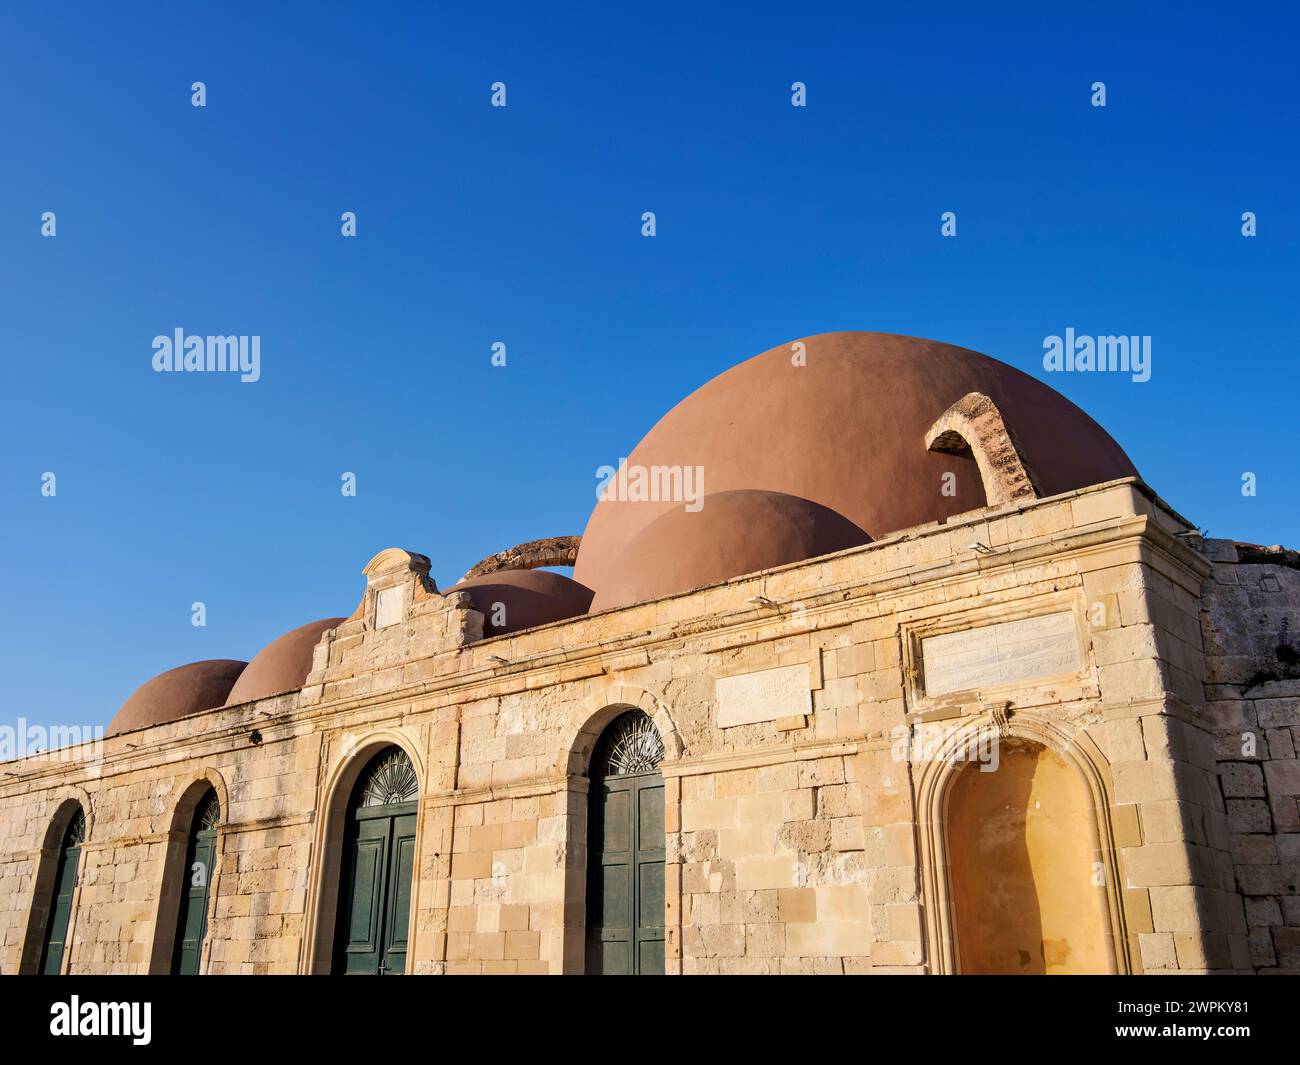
589, 490, 871, 612
224, 618, 345, 707
446, 569, 595, 636
107, 659, 248, 737
575, 331, 1139, 602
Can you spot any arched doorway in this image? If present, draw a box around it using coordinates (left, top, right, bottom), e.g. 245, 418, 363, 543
585, 710, 665, 975
332, 746, 419, 975
172, 790, 219, 974
40, 807, 85, 975
946, 737, 1113, 974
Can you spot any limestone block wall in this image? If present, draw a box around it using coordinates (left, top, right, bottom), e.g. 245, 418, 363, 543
419, 480, 1242, 974
0, 698, 328, 974
0, 479, 1256, 976
1077, 525, 1247, 974
1199, 541, 1300, 973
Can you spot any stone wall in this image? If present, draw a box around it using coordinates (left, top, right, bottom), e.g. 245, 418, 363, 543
0, 480, 1258, 974
0, 709, 323, 974
1199, 540, 1300, 973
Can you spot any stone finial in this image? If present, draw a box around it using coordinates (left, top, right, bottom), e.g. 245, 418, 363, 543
925, 392, 1041, 506
362, 547, 432, 581
348, 548, 438, 625
460, 536, 582, 582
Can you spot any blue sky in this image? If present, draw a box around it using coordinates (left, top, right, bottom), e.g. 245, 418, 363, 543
2, 2, 1296, 732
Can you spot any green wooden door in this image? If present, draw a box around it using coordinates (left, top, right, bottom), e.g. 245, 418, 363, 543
585, 710, 666, 975
587, 772, 664, 974
39, 840, 81, 974
40, 809, 85, 975
382, 811, 416, 975
334, 746, 421, 975
337, 806, 417, 974
172, 807, 218, 974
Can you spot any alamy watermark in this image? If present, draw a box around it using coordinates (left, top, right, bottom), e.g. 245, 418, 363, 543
50, 997, 151, 1045
0, 719, 104, 765
596, 461, 705, 512
1042, 328, 1150, 383
152, 328, 261, 382
890, 721, 1001, 772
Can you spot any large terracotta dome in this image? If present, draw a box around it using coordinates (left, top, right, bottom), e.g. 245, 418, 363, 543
107, 659, 248, 737
224, 618, 344, 707
590, 490, 871, 612
446, 570, 594, 637
575, 332, 1138, 606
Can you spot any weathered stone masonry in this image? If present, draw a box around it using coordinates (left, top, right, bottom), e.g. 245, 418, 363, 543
0, 479, 1282, 973
1199, 541, 1300, 973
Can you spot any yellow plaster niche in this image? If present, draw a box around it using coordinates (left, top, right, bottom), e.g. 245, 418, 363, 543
947, 738, 1111, 974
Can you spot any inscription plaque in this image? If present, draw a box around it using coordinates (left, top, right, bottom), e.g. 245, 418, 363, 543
922, 611, 1080, 696
716, 664, 811, 728
374, 585, 406, 629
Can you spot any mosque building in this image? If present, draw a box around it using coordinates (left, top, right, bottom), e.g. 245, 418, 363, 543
2, 331, 1296, 975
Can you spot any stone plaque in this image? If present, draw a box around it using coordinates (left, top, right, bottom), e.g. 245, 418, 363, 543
716, 664, 811, 728
374, 585, 406, 629
922, 611, 1080, 696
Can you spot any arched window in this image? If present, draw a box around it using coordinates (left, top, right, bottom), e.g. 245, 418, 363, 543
333, 747, 419, 975
172, 790, 220, 974
39, 807, 85, 975
585, 710, 666, 975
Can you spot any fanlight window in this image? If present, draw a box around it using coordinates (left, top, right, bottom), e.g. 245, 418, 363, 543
592, 711, 665, 777
357, 748, 419, 807
64, 808, 86, 848
195, 791, 220, 832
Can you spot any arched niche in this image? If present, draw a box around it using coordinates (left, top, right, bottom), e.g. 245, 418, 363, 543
947, 737, 1112, 973
916, 716, 1129, 974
